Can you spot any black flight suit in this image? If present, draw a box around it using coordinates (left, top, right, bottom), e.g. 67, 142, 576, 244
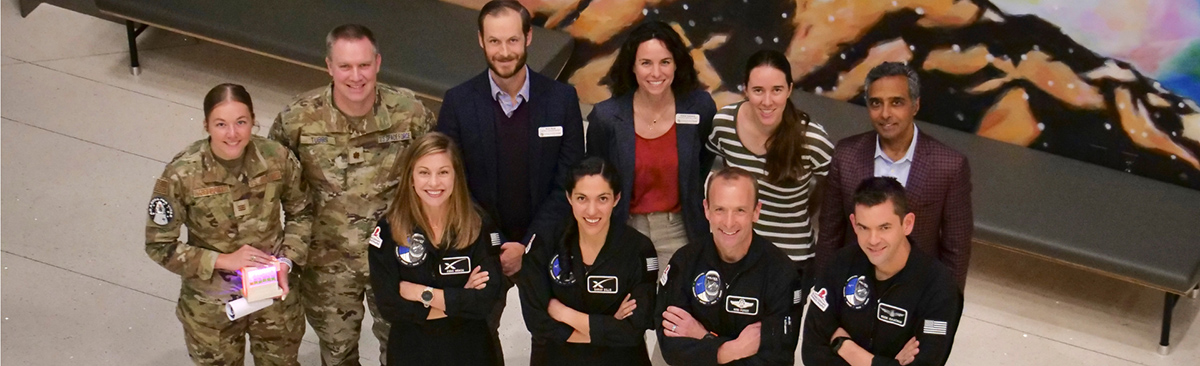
655, 234, 803, 366
518, 223, 659, 366
368, 215, 504, 366
802, 241, 964, 366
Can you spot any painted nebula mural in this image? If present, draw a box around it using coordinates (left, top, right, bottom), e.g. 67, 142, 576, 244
489, 0, 1200, 189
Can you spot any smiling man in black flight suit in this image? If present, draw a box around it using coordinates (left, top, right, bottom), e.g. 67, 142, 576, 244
655, 167, 802, 366
803, 177, 963, 366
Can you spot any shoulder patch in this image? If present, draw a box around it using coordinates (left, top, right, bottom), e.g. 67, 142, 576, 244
148, 197, 174, 225
369, 227, 383, 248
810, 288, 829, 312
923, 320, 948, 335
646, 257, 659, 273
153, 178, 171, 195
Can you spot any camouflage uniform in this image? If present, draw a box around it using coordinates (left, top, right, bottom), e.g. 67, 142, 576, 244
145, 136, 312, 366
269, 83, 434, 366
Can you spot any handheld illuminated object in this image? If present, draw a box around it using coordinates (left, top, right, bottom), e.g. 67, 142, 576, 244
240, 261, 283, 303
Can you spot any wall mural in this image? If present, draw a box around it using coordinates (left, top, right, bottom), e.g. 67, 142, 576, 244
489, 0, 1200, 189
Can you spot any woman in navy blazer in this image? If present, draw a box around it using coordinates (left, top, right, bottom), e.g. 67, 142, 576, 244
585, 21, 716, 270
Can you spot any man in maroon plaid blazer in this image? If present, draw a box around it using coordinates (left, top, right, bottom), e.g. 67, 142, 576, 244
816, 62, 973, 289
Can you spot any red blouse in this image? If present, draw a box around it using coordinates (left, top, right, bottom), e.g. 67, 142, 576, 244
630, 124, 681, 214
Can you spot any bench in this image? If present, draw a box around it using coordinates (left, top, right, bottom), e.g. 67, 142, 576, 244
93, 0, 575, 102
792, 91, 1200, 354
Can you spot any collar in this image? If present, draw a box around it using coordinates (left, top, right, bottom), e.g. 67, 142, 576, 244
703, 233, 770, 271
200, 137, 268, 184
874, 124, 919, 163
487, 65, 531, 103
321, 84, 390, 133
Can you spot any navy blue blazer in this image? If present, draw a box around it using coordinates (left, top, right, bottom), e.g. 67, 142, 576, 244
436, 70, 585, 245
585, 89, 716, 244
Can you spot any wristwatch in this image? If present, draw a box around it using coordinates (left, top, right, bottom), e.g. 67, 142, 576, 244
420, 286, 434, 308
831, 336, 852, 354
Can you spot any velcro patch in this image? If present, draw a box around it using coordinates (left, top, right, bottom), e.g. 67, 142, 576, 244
377, 132, 411, 144
192, 186, 230, 198
725, 296, 759, 316
924, 320, 948, 335
877, 303, 908, 327
248, 171, 283, 187
587, 275, 618, 294
646, 257, 659, 272
440, 256, 471, 275
153, 178, 171, 195
299, 135, 330, 144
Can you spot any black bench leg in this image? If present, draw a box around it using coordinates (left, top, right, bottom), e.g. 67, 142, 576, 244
1159, 292, 1180, 355
124, 20, 148, 75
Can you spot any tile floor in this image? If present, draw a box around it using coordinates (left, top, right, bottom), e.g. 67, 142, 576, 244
2, 2, 1197, 365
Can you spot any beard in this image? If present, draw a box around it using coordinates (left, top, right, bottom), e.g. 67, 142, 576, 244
487, 51, 528, 79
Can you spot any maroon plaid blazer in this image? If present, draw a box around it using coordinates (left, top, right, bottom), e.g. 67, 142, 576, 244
815, 130, 973, 288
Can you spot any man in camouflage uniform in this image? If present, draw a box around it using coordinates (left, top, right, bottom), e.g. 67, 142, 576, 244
268, 24, 435, 366
147, 132, 312, 365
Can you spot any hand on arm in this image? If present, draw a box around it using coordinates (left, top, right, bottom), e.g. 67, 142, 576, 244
548, 298, 591, 343
661, 305, 709, 339
716, 322, 761, 364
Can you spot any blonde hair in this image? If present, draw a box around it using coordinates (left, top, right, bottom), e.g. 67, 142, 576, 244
387, 132, 480, 251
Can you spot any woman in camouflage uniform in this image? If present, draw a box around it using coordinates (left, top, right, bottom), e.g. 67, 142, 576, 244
145, 83, 312, 366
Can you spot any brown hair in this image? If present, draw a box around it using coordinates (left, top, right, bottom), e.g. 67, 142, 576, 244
853, 177, 910, 218
202, 83, 254, 129
326, 24, 378, 58
387, 132, 481, 251
477, 0, 532, 35
706, 166, 760, 203
743, 50, 810, 185
606, 21, 698, 97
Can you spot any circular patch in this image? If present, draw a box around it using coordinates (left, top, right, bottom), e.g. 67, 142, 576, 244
395, 233, 428, 267
548, 254, 576, 285
148, 197, 174, 226
692, 270, 723, 305
843, 275, 870, 310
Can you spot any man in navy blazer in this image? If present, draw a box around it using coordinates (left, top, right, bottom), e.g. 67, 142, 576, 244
438, 0, 583, 274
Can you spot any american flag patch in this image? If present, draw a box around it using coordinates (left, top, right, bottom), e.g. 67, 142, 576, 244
646, 257, 659, 272
490, 232, 501, 246
793, 289, 803, 304
924, 320, 948, 335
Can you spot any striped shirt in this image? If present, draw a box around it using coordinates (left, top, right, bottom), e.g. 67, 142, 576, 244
705, 102, 835, 262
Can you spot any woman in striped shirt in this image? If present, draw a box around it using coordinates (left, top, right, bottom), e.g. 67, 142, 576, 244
705, 49, 835, 289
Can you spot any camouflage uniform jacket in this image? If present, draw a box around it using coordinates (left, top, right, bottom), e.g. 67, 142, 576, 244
145, 136, 312, 303
269, 83, 434, 268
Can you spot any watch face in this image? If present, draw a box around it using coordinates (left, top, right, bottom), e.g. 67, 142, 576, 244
421, 289, 434, 302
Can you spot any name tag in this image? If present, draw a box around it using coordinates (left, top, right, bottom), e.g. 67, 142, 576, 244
877, 302, 908, 327
248, 171, 283, 187
440, 256, 471, 275
378, 132, 411, 144
299, 135, 330, 144
675, 113, 701, 125
725, 295, 759, 316
587, 275, 618, 294
192, 186, 230, 198
538, 126, 564, 138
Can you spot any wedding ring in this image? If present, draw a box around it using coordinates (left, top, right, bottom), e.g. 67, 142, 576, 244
251, 255, 258, 261
672, 324, 677, 332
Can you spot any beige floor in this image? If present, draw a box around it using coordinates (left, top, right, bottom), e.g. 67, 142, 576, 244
2, 2, 1198, 365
